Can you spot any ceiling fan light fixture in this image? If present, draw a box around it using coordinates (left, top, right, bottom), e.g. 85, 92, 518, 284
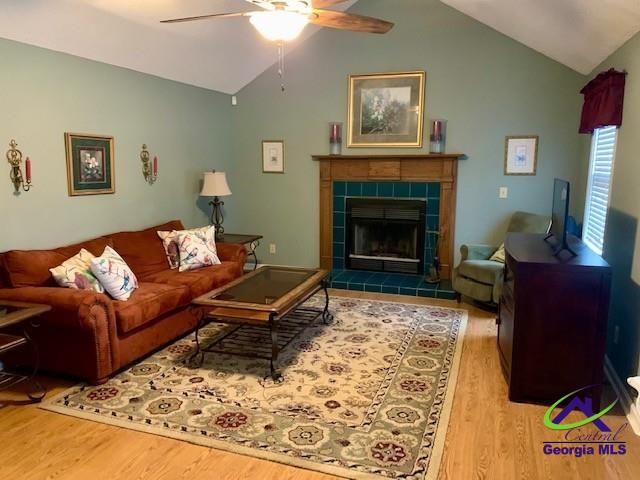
249, 10, 309, 42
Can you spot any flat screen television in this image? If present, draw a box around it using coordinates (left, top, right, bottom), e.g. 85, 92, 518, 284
544, 178, 576, 256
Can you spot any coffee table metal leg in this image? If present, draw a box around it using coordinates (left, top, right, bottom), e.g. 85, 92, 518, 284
321, 279, 333, 324
269, 313, 283, 382
188, 310, 206, 368
23, 327, 46, 402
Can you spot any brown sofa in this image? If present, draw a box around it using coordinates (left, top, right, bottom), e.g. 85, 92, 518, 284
0, 220, 246, 384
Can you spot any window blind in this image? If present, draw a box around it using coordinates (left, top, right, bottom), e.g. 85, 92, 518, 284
583, 125, 618, 255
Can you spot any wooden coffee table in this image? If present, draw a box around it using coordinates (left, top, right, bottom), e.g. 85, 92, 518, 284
191, 266, 331, 380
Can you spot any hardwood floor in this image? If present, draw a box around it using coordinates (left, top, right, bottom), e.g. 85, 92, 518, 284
1, 290, 638, 480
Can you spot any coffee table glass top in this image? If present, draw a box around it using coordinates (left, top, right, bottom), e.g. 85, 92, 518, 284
210, 267, 318, 305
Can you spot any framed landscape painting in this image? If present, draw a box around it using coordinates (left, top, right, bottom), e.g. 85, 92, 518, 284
348, 71, 426, 148
65, 133, 115, 196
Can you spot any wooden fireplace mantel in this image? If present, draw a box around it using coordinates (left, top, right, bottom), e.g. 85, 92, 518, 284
312, 153, 465, 280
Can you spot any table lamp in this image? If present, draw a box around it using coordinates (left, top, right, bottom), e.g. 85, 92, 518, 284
200, 171, 232, 240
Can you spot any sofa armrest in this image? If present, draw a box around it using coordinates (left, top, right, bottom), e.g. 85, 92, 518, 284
460, 244, 499, 261
0, 287, 119, 382
217, 243, 248, 265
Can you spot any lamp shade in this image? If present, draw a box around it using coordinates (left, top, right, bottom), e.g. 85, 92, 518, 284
200, 171, 231, 197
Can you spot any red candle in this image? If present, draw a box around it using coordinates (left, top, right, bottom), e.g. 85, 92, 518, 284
25, 157, 32, 183
153, 156, 158, 176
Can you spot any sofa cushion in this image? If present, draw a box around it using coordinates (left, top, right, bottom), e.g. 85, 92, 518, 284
2, 236, 112, 288
142, 261, 240, 298
110, 220, 184, 279
91, 246, 139, 301
113, 282, 190, 334
458, 260, 504, 285
50, 248, 105, 293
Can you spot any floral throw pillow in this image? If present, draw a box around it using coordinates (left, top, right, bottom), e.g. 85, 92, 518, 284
50, 248, 105, 293
90, 246, 139, 301
176, 227, 221, 272
158, 226, 208, 269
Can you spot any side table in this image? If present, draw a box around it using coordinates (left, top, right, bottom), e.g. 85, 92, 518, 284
0, 300, 51, 402
218, 234, 263, 271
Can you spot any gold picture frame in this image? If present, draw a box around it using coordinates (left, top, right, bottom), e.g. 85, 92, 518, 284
348, 71, 426, 148
262, 140, 285, 174
65, 133, 115, 196
504, 135, 538, 176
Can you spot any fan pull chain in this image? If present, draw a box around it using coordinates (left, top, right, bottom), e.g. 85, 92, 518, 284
277, 41, 285, 93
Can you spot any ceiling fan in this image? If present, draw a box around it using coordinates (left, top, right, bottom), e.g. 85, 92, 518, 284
161, 0, 394, 42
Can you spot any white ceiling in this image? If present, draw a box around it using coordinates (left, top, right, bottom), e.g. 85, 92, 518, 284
0, 0, 356, 94
0, 1, 639, 94
442, 0, 640, 75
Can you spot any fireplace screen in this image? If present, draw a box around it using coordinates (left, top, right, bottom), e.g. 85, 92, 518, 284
345, 198, 426, 274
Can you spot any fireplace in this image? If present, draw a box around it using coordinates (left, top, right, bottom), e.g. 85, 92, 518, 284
346, 198, 426, 274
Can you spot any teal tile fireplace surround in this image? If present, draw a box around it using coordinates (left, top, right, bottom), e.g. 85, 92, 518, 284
330, 180, 455, 300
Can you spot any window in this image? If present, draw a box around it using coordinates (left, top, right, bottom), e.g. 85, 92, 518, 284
583, 125, 618, 255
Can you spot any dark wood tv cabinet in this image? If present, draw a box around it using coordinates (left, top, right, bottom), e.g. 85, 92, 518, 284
498, 232, 611, 405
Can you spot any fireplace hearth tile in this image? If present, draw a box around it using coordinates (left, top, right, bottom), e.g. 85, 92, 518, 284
333, 226, 345, 243
428, 182, 440, 198
329, 269, 455, 300
400, 288, 418, 296
333, 212, 345, 228
333, 243, 344, 259
333, 181, 346, 196
380, 286, 400, 295
333, 196, 345, 212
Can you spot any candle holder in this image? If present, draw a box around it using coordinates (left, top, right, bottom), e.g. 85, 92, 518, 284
329, 122, 343, 155
6, 139, 32, 193
429, 119, 447, 154
140, 144, 158, 184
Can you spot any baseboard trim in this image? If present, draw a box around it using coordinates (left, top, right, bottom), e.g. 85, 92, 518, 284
604, 355, 640, 436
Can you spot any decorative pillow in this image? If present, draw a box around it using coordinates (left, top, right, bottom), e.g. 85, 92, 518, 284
490, 243, 506, 263
49, 249, 105, 293
90, 246, 139, 301
158, 226, 208, 269
176, 227, 221, 272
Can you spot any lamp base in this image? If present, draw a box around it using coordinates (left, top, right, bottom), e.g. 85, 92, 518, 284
209, 197, 225, 241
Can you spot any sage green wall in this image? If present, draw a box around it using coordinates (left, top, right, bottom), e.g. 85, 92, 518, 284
228, 0, 586, 268
0, 38, 232, 251
591, 32, 640, 378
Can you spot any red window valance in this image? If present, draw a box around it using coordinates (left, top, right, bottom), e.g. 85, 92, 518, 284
579, 69, 627, 134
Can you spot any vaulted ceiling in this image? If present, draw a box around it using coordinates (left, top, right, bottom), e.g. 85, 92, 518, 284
1, 0, 639, 94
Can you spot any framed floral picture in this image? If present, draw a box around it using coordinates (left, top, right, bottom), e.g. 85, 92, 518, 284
262, 140, 285, 173
65, 133, 115, 196
504, 136, 538, 175
348, 71, 426, 148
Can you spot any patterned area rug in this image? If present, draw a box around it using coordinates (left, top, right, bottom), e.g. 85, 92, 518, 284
42, 295, 467, 480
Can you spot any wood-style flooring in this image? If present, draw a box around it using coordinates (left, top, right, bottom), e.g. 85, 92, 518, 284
0, 291, 638, 479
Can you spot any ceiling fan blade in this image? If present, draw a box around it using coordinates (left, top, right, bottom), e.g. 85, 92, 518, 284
160, 12, 251, 24
312, 0, 350, 8
310, 9, 394, 34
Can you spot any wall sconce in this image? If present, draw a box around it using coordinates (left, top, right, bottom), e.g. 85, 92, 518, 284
6, 139, 32, 193
140, 144, 158, 184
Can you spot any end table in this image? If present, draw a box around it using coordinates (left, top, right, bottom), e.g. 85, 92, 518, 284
218, 234, 263, 271
0, 300, 50, 402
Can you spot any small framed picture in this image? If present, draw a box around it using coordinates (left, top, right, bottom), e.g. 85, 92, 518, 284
262, 140, 285, 174
65, 133, 115, 195
504, 136, 538, 175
